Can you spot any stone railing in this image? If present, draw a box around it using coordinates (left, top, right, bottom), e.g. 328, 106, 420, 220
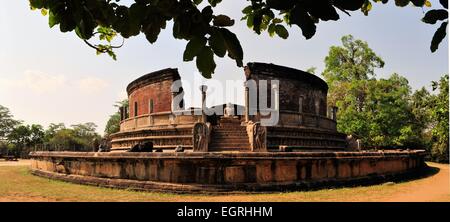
251, 110, 337, 131
120, 111, 202, 132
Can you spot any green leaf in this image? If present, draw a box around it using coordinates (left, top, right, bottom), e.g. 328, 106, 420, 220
422, 9, 448, 24
395, 0, 411, 7
275, 25, 289, 39
183, 37, 207, 62
361, 1, 372, 16
208, 0, 222, 7
193, 0, 203, 5
220, 28, 244, 67
272, 18, 283, 24
431, 22, 447, 52
196, 46, 216, 78
242, 6, 253, 14
268, 23, 276, 37
41, 9, 48, 16
440, 0, 448, 9
410, 0, 426, 7
30, 0, 45, 9
209, 28, 226, 57
266, 0, 296, 10
213, 15, 235, 27
290, 6, 316, 39
334, 0, 366, 11
48, 10, 59, 28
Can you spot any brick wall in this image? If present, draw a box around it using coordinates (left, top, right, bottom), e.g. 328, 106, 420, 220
246, 63, 328, 116
129, 80, 173, 117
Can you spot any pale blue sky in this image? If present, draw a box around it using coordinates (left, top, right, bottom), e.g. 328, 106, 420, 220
0, 0, 448, 133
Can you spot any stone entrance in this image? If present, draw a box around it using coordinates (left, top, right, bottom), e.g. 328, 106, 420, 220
209, 117, 250, 152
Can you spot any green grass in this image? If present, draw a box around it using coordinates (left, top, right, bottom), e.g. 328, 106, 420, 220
0, 163, 448, 202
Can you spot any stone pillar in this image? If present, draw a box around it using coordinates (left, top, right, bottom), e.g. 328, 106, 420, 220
171, 92, 177, 112
314, 99, 320, 115
244, 81, 249, 122
119, 107, 124, 121
199, 85, 208, 123
331, 106, 338, 121
315, 99, 320, 127
298, 96, 304, 125
272, 83, 279, 112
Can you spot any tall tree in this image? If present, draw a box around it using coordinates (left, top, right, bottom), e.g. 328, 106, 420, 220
429, 74, 449, 162
0, 105, 21, 141
323, 35, 384, 111
323, 36, 427, 149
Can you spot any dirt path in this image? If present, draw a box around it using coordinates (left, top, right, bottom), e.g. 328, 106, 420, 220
380, 162, 450, 202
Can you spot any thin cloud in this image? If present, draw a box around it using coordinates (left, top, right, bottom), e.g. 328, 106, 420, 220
0, 70, 66, 93
77, 77, 109, 94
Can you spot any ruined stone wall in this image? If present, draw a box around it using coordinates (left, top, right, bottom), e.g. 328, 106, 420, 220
30, 150, 426, 193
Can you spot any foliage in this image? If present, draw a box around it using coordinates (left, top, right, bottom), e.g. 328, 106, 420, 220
28, 0, 440, 79
429, 74, 449, 162
7, 124, 45, 157
0, 105, 102, 157
324, 35, 430, 149
46, 122, 101, 151
105, 99, 128, 136
421, 0, 448, 52
0, 105, 21, 141
105, 113, 121, 136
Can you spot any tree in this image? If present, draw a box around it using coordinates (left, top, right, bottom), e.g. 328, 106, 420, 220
429, 74, 449, 162
105, 113, 121, 136
324, 35, 384, 111
44, 123, 66, 142
28, 0, 442, 78
45, 123, 101, 151
0, 105, 21, 141
323, 36, 427, 149
7, 124, 45, 157
104, 99, 128, 136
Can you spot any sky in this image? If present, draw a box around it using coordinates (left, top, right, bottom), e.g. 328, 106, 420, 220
0, 0, 448, 134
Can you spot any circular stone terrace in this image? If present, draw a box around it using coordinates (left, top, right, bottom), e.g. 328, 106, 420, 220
29, 62, 427, 193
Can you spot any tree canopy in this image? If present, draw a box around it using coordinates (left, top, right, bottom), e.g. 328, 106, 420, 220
28, 0, 447, 78
323, 35, 448, 161
429, 74, 449, 162
0, 105, 102, 157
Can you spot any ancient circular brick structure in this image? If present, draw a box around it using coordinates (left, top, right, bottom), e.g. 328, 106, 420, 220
110, 62, 347, 152
29, 62, 428, 193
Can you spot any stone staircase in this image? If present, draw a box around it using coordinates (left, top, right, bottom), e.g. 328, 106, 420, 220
209, 117, 251, 152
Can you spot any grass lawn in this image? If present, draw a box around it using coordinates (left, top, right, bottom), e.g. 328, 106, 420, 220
0, 161, 448, 202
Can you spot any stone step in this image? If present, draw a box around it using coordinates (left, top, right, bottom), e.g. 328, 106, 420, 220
210, 139, 249, 143
209, 147, 251, 152
212, 131, 247, 135
210, 137, 249, 141
212, 130, 247, 134
209, 142, 250, 147
213, 126, 246, 130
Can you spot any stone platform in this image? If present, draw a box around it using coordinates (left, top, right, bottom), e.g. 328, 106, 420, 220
29, 150, 426, 193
